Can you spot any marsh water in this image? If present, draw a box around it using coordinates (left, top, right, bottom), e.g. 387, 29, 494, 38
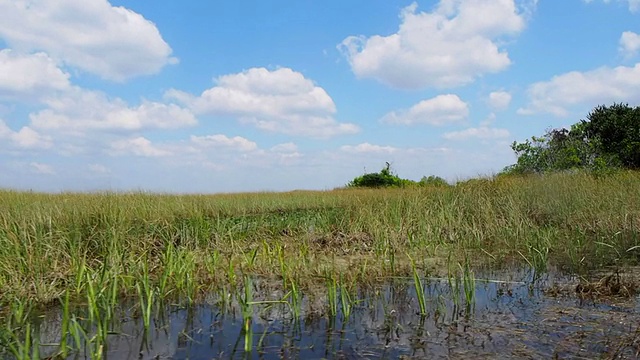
9, 267, 640, 359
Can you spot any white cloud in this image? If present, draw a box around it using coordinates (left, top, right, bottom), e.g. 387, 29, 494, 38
488, 91, 512, 111
166, 67, 359, 138
30, 162, 55, 175
88, 164, 110, 174
338, 0, 527, 89
269, 143, 302, 164
583, 0, 640, 12
109, 137, 170, 157
480, 112, 497, 127
381, 94, 469, 126
0, 119, 53, 149
31, 88, 197, 133
519, 63, 640, 116
0, 0, 176, 81
340, 143, 398, 154
270, 142, 298, 153
0, 50, 70, 100
627, 0, 640, 11
620, 31, 640, 58
443, 126, 510, 140
190, 134, 258, 152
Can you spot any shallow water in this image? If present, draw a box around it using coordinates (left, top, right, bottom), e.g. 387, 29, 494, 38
8, 268, 640, 359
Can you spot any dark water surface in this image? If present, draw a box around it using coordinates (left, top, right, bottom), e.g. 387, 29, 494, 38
14, 268, 640, 359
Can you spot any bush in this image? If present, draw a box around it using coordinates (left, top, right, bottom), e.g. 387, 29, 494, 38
418, 175, 449, 187
348, 163, 414, 188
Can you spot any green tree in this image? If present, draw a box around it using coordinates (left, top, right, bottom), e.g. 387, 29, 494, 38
582, 103, 640, 169
503, 103, 639, 175
503, 126, 589, 174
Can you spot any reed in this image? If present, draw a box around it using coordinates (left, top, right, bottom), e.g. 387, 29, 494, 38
58, 290, 70, 358
339, 274, 355, 320
326, 273, 338, 318
136, 262, 155, 337
410, 258, 428, 316
238, 276, 254, 353
460, 260, 476, 313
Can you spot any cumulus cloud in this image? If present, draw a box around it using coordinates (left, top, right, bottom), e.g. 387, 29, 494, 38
0, 119, 53, 149
109, 137, 170, 157
30, 88, 197, 133
381, 94, 469, 126
620, 31, 640, 58
0, 50, 70, 100
190, 134, 258, 152
30, 162, 55, 175
166, 67, 358, 138
340, 143, 398, 154
338, 0, 527, 89
443, 126, 510, 140
0, 0, 176, 81
518, 63, 640, 116
488, 91, 512, 111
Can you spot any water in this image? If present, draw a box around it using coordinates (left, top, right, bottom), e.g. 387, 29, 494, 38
7, 268, 640, 359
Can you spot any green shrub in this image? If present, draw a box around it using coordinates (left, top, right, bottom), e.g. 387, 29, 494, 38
348, 163, 415, 188
418, 175, 449, 187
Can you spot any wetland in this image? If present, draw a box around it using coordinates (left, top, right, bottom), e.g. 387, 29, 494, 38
1, 171, 639, 359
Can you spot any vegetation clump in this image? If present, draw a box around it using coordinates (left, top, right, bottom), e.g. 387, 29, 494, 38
503, 103, 640, 175
348, 162, 413, 188
418, 175, 449, 187
348, 162, 449, 188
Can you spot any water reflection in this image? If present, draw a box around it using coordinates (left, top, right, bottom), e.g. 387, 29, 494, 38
11, 268, 640, 359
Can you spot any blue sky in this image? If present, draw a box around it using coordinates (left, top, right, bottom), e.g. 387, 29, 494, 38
1, 0, 639, 192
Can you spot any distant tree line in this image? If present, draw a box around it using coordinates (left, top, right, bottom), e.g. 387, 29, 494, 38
502, 103, 640, 175
347, 103, 639, 188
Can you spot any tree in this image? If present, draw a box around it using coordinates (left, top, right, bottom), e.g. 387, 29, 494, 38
503, 103, 640, 174
582, 103, 640, 169
502, 126, 589, 174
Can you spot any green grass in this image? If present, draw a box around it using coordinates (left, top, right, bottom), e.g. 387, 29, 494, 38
0, 170, 639, 316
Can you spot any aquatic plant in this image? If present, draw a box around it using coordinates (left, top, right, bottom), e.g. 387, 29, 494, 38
410, 257, 428, 316
136, 262, 155, 337
326, 272, 338, 318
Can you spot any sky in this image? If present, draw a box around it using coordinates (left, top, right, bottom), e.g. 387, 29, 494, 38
1, 0, 639, 193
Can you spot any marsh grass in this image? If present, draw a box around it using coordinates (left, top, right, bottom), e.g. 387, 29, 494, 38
326, 272, 338, 318
410, 257, 428, 316
1, 171, 640, 354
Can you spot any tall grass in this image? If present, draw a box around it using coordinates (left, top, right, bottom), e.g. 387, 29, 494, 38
0, 171, 638, 311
